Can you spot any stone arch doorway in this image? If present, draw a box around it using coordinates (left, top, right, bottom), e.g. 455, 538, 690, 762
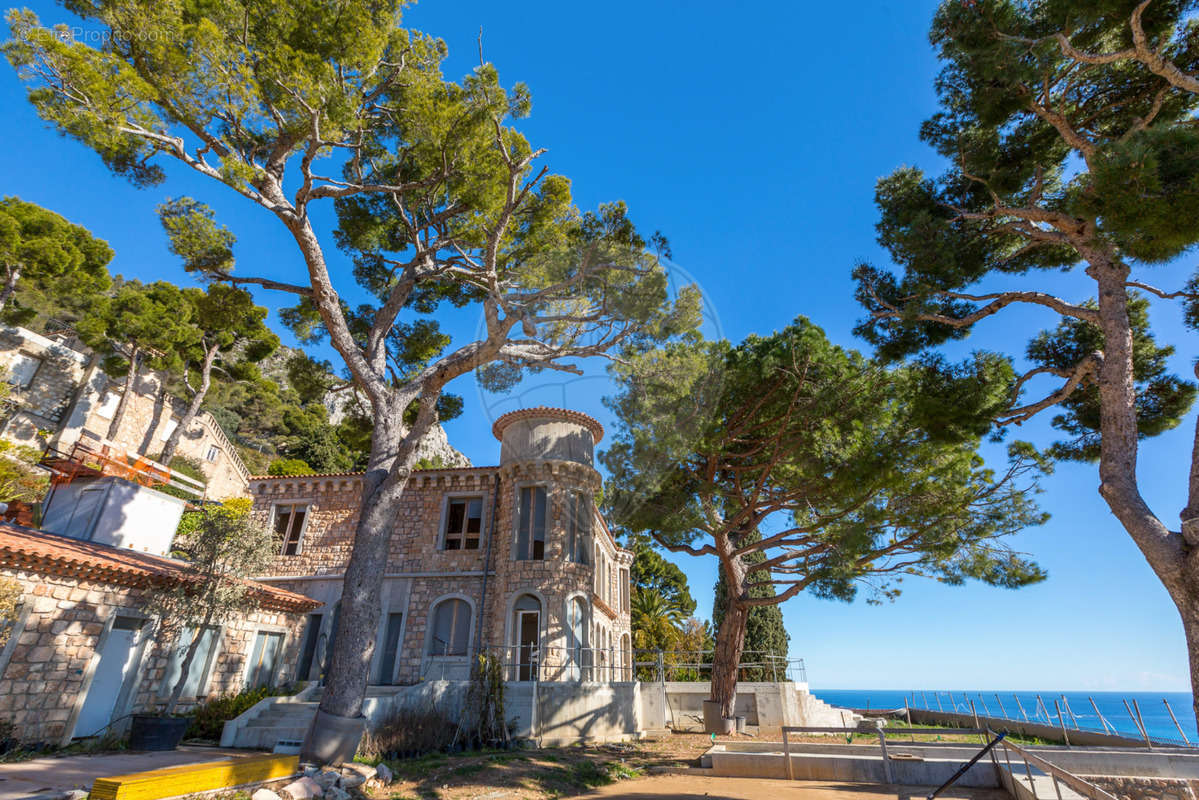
513, 593, 541, 681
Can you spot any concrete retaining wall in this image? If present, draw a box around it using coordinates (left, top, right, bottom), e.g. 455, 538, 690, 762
704, 741, 1002, 785
639, 681, 848, 732
361, 680, 644, 745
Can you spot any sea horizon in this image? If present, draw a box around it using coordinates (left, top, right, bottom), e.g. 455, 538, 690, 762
809, 689, 1197, 745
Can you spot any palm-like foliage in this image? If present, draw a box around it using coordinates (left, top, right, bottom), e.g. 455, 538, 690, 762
631, 589, 685, 651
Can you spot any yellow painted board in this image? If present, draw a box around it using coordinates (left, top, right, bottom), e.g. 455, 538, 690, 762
90, 754, 299, 800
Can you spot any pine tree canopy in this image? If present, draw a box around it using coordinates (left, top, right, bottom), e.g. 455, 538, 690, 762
603, 317, 1050, 608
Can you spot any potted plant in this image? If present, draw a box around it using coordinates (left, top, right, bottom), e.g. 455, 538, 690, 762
134, 498, 274, 750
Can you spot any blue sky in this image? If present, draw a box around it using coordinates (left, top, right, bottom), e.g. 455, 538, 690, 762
3, 0, 1197, 692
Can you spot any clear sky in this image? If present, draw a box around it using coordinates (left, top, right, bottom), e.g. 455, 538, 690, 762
2, 0, 1197, 692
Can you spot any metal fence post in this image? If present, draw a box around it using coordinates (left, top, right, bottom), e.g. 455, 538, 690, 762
877, 725, 894, 785
784, 729, 794, 780
1164, 698, 1190, 745
1132, 699, 1152, 750
1054, 699, 1071, 746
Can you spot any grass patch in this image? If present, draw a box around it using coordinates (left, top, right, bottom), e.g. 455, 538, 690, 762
527, 758, 643, 796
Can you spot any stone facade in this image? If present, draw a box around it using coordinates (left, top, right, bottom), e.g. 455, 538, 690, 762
0, 325, 249, 498
0, 525, 316, 745
250, 407, 633, 687
1086, 776, 1199, 800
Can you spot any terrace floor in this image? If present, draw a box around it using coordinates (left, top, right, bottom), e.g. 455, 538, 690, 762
579, 777, 1012, 800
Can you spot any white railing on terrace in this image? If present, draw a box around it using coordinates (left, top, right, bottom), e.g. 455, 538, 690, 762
419, 645, 805, 684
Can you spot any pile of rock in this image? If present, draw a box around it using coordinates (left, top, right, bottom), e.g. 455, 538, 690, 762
253, 762, 396, 800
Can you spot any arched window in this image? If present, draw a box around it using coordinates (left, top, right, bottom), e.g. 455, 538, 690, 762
513, 594, 541, 681
428, 598, 471, 657
620, 633, 631, 681
566, 597, 586, 681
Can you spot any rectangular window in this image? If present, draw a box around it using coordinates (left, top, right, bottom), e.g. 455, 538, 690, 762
516, 487, 546, 560
246, 630, 284, 689
567, 493, 591, 564
7, 354, 40, 389
205, 445, 220, 462
274, 503, 308, 556
443, 497, 483, 551
620, 568, 630, 614
378, 612, 403, 684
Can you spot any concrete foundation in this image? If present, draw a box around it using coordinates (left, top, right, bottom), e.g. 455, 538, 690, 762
703, 741, 1003, 786
225, 679, 854, 748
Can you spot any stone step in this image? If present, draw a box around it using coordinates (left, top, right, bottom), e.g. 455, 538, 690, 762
235, 725, 311, 750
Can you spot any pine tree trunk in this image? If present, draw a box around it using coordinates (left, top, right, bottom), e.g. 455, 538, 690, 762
710, 549, 750, 721
1089, 254, 1197, 734
106, 347, 141, 442
711, 599, 749, 721
303, 395, 438, 762
160, 343, 219, 466
0, 266, 20, 312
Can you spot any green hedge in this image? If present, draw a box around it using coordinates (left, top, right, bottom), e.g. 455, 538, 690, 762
186, 684, 299, 741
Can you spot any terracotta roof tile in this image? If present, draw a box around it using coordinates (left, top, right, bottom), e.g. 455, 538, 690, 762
491, 407, 604, 444
0, 522, 318, 612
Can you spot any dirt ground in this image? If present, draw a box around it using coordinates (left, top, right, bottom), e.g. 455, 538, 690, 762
364, 730, 999, 800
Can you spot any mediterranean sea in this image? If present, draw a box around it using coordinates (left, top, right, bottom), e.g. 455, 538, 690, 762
810, 689, 1197, 744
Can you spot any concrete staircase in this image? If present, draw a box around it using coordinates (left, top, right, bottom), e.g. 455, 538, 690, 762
221, 686, 413, 749
222, 695, 319, 750
798, 691, 860, 727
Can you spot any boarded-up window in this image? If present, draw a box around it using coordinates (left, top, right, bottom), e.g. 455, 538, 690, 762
428, 599, 470, 656
567, 492, 591, 564
516, 487, 546, 560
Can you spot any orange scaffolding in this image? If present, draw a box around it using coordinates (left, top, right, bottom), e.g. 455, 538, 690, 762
38, 437, 206, 500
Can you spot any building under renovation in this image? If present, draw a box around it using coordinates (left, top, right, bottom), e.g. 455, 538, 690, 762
250, 407, 634, 688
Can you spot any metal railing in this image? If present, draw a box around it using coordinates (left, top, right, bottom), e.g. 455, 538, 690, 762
779, 724, 986, 784
992, 731, 1120, 800
777, 722, 1121, 800
631, 649, 806, 683
905, 691, 1195, 749
418, 644, 806, 684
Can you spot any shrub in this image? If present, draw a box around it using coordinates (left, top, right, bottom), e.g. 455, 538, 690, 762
267, 458, 315, 476
186, 684, 298, 741
359, 707, 459, 760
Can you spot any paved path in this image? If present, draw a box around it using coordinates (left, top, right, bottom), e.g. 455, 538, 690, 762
0, 746, 250, 800
579, 777, 1013, 800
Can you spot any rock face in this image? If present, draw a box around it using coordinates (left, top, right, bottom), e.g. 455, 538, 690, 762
254, 345, 471, 469
413, 420, 471, 468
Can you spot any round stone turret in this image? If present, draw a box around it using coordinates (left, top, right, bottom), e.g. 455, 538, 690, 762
492, 407, 604, 468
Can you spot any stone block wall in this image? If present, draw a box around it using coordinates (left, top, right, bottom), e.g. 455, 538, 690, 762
250, 455, 633, 686
0, 327, 90, 446
0, 325, 250, 498
0, 566, 306, 745
1086, 776, 1199, 800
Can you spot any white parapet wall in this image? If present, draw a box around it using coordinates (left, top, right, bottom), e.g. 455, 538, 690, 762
227, 679, 857, 749
639, 681, 856, 732
361, 680, 645, 745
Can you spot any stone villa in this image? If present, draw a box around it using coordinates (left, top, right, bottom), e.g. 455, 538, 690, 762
0, 325, 249, 499
0, 521, 317, 745
250, 407, 634, 687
